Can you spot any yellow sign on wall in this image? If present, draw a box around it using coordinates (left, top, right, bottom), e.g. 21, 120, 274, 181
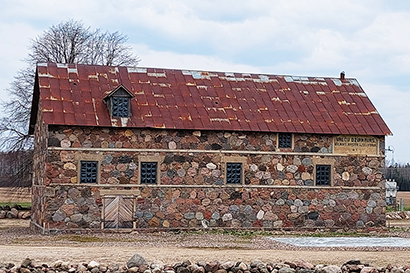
333, 135, 378, 155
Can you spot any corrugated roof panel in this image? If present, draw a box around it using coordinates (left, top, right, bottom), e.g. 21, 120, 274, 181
57, 67, 69, 80
61, 101, 74, 114
62, 111, 74, 125
47, 64, 59, 78
33, 63, 391, 136
39, 77, 50, 88
74, 112, 86, 125
292, 121, 305, 133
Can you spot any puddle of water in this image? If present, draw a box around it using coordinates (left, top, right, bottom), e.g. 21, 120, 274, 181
270, 237, 410, 247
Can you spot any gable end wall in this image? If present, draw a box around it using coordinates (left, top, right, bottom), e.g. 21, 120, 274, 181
30, 102, 49, 231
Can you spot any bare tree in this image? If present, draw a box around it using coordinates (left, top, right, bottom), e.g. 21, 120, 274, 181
0, 67, 35, 151
0, 20, 140, 187
28, 20, 140, 66
0, 150, 32, 187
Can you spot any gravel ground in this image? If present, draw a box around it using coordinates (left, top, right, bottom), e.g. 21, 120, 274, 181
2, 220, 410, 267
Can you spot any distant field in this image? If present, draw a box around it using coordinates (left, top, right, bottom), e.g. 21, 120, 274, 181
0, 187, 31, 204
397, 191, 410, 206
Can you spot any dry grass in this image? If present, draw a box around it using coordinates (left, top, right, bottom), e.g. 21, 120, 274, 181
0, 187, 31, 204
397, 192, 410, 207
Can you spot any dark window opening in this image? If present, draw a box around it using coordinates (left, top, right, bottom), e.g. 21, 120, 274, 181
226, 162, 242, 184
140, 162, 157, 184
316, 164, 331, 186
278, 133, 292, 148
112, 97, 130, 117
80, 161, 98, 183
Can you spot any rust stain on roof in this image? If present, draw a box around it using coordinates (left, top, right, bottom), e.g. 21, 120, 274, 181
30, 63, 392, 136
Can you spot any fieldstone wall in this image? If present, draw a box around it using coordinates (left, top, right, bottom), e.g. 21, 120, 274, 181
41, 186, 101, 230
134, 186, 385, 230
31, 103, 48, 230
45, 126, 384, 188
0, 206, 31, 219
31, 126, 386, 232
45, 150, 384, 187
47, 126, 336, 153
39, 185, 385, 231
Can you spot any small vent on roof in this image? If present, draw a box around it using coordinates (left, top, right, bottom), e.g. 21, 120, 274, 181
340, 71, 345, 80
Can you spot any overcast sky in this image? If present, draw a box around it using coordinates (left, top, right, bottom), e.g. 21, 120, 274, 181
1, 0, 409, 164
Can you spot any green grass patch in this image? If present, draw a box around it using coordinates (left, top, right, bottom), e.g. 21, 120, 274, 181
181, 229, 385, 239
11, 235, 143, 245
388, 226, 410, 232
386, 205, 410, 212
219, 229, 273, 238
403, 206, 410, 211
174, 229, 274, 239
0, 202, 31, 209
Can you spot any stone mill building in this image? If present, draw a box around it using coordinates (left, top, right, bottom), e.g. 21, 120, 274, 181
29, 63, 392, 232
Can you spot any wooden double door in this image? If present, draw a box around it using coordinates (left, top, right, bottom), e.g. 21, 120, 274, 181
103, 196, 134, 229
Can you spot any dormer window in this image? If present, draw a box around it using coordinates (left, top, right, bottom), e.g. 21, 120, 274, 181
103, 85, 134, 118
112, 97, 130, 117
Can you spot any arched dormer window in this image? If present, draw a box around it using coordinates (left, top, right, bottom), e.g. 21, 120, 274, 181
103, 85, 134, 118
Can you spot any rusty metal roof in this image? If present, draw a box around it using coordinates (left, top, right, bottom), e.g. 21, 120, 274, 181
29, 63, 392, 136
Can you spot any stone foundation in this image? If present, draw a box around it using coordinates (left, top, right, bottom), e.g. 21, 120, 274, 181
33, 184, 385, 232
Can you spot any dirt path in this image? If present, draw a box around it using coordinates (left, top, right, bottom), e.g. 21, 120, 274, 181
3, 189, 410, 267
2, 220, 410, 267
2, 245, 410, 267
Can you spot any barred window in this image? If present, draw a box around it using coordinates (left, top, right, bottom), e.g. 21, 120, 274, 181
278, 133, 292, 148
316, 164, 331, 186
140, 162, 158, 184
226, 162, 242, 184
112, 97, 130, 117
80, 161, 98, 183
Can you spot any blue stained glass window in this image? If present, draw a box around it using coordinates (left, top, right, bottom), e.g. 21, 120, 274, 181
316, 164, 331, 186
140, 162, 157, 184
226, 162, 242, 184
80, 161, 98, 183
278, 133, 292, 148
112, 97, 129, 117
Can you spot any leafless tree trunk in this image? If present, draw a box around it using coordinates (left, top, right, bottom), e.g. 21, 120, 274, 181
0, 150, 32, 187
0, 67, 35, 151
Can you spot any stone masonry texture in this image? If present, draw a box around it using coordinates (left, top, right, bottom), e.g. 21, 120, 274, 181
31, 125, 386, 232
